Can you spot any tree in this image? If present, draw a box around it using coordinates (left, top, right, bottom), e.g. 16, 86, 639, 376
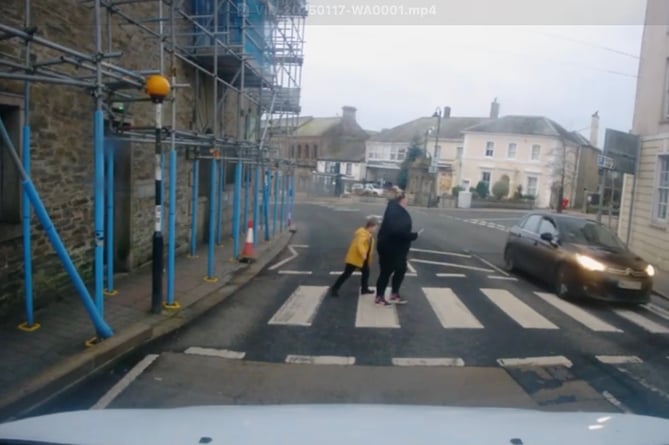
492, 174, 510, 200
476, 180, 489, 199
397, 135, 425, 190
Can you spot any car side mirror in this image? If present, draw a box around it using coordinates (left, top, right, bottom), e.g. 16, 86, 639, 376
540, 232, 554, 242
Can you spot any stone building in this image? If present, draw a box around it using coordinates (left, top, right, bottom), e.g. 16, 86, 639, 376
0, 0, 304, 316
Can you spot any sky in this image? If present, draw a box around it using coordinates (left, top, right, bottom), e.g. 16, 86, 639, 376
297, 0, 648, 145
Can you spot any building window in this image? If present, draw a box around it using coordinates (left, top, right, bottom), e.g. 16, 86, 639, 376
297, 145, 302, 158
531, 144, 541, 161
481, 171, 491, 187
485, 141, 494, 157
290, 145, 295, 158
653, 155, 669, 221
312, 144, 318, 159
665, 59, 669, 119
390, 147, 397, 161
398, 148, 406, 161
345, 163, 352, 175
456, 146, 463, 159
304, 144, 309, 158
526, 175, 538, 197
507, 143, 517, 159
0, 103, 21, 225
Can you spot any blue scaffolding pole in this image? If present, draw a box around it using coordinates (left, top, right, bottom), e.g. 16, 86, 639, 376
0, 116, 113, 339
243, 163, 249, 231
263, 168, 270, 241
272, 170, 279, 237
280, 172, 286, 232
189, 159, 199, 257
233, 161, 243, 258
93, 110, 105, 317
166, 137, 179, 306
216, 160, 225, 245
206, 159, 218, 281
104, 138, 116, 296
253, 165, 259, 245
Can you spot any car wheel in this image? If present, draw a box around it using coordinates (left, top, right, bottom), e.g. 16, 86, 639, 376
555, 263, 575, 299
503, 246, 516, 272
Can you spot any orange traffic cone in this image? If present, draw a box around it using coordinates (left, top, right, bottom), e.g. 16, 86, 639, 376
239, 220, 256, 263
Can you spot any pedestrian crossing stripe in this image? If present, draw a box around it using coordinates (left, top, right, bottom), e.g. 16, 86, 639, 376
265, 285, 669, 335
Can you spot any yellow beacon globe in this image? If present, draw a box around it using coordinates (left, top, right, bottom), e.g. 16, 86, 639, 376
145, 74, 171, 101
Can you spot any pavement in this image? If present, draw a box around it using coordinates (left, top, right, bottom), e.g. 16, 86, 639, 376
0, 225, 293, 421
6, 197, 666, 422
3, 197, 669, 423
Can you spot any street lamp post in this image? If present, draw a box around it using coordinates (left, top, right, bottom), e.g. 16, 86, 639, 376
430, 106, 450, 207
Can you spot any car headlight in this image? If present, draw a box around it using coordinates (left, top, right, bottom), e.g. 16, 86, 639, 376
575, 254, 606, 272
646, 264, 655, 277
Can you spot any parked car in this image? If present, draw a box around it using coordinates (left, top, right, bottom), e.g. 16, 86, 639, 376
503, 212, 655, 304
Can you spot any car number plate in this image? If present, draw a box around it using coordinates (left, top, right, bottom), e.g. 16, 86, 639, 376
618, 280, 642, 290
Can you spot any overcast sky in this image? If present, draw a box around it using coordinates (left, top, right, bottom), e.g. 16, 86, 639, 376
298, 1, 648, 145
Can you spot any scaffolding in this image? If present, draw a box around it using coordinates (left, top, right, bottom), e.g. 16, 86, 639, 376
0, 0, 306, 340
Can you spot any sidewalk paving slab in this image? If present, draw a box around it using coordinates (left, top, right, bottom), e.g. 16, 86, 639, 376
0, 228, 293, 421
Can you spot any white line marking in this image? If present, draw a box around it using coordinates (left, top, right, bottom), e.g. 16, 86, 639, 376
436, 273, 466, 278
474, 255, 510, 277
410, 248, 471, 258
355, 291, 400, 328
615, 366, 669, 403
595, 355, 643, 364
406, 261, 417, 274
534, 292, 623, 332
614, 309, 669, 334
406, 272, 418, 277
488, 275, 517, 281
268, 245, 298, 270
278, 270, 312, 275
291, 244, 309, 248
411, 259, 494, 273
91, 354, 160, 409
392, 357, 465, 367
644, 303, 669, 321
482, 288, 558, 329
285, 355, 355, 365
329, 271, 362, 276
602, 390, 632, 413
268, 286, 328, 326
497, 356, 573, 368
423, 287, 484, 329
184, 347, 246, 360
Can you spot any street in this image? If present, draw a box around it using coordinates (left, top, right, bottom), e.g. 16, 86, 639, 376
27, 200, 669, 419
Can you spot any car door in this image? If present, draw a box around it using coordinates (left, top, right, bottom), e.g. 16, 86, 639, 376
533, 217, 561, 283
513, 214, 542, 273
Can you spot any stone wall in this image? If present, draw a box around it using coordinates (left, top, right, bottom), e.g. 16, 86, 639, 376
0, 0, 265, 317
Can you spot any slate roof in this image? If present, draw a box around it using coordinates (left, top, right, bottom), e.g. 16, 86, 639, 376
369, 117, 490, 143
464, 115, 592, 146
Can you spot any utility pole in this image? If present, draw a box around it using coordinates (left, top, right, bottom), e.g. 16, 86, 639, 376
430, 106, 450, 207
557, 139, 566, 213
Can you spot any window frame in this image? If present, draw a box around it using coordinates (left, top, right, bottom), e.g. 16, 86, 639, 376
507, 142, 517, 159
652, 154, 669, 223
531, 144, 541, 161
485, 141, 494, 158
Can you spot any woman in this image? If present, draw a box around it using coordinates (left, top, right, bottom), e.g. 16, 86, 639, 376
374, 187, 419, 306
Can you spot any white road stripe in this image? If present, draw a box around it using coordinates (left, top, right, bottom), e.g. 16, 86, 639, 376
184, 347, 246, 360
355, 291, 400, 328
291, 244, 310, 248
268, 286, 328, 326
482, 288, 558, 329
535, 292, 623, 333
488, 275, 517, 281
436, 273, 466, 278
268, 245, 298, 270
602, 390, 632, 413
615, 366, 669, 403
392, 357, 465, 367
285, 355, 355, 365
596, 355, 643, 364
329, 271, 362, 276
614, 309, 669, 334
411, 258, 494, 272
410, 248, 471, 258
91, 354, 160, 409
498, 356, 573, 368
423, 287, 484, 329
644, 303, 669, 322
278, 270, 312, 275
473, 255, 510, 277
406, 261, 417, 274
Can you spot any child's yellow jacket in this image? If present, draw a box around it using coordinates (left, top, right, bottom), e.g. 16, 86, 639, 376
345, 227, 374, 268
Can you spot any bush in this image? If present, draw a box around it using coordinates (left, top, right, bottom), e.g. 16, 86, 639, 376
476, 181, 489, 199
452, 185, 463, 197
492, 178, 510, 200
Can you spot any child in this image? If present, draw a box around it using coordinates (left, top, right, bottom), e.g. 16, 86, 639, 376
330, 216, 379, 297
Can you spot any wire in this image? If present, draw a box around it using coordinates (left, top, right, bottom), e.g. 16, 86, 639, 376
526, 28, 640, 60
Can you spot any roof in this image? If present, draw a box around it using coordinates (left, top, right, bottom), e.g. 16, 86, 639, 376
370, 117, 490, 143
464, 116, 592, 146
319, 139, 367, 162
296, 117, 341, 137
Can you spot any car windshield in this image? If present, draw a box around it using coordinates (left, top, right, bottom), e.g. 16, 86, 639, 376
558, 218, 627, 251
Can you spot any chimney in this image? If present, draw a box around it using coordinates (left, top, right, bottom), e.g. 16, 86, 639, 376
490, 98, 500, 119
590, 111, 599, 147
342, 106, 357, 122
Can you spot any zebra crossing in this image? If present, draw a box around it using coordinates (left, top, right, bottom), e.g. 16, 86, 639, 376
265, 283, 669, 335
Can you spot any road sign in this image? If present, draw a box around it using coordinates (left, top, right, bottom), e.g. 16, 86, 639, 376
597, 155, 614, 170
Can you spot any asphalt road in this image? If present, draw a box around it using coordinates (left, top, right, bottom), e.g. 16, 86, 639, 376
18, 199, 669, 421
